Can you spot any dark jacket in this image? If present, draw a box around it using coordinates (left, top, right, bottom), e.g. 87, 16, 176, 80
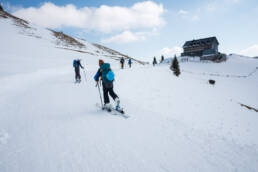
75, 60, 83, 69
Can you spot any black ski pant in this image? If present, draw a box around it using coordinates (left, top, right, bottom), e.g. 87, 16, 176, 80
75, 68, 81, 81
102, 82, 118, 104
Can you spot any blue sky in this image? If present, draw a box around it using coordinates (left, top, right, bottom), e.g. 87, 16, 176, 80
2, 0, 258, 60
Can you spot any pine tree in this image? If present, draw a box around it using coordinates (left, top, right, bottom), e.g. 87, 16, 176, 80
170, 55, 180, 76
0, 4, 3, 11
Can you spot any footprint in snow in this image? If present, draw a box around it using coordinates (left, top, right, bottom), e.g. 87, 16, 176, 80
0, 131, 9, 145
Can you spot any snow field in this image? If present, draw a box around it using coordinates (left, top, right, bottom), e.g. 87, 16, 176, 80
1, 63, 257, 172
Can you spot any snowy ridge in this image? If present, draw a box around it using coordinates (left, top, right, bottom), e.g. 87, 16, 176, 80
0, 8, 145, 67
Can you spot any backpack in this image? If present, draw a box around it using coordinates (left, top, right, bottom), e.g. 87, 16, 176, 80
73, 59, 77, 68
100, 63, 115, 82
106, 70, 115, 81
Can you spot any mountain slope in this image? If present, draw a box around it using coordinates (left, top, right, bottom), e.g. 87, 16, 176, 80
0, 8, 145, 77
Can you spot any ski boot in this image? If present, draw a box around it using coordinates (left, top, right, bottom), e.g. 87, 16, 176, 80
104, 103, 112, 112
115, 98, 124, 114
115, 98, 120, 110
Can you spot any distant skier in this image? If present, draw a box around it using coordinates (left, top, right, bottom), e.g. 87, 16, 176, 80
94, 59, 121, 111
160, 55, 164, 63
73, 59, 84, 83
128, 58, 132, 68
120, 57, 125, 69
153, 57, 157, 66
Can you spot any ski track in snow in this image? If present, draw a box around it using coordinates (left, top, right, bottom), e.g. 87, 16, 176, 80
0, 132, 9, 145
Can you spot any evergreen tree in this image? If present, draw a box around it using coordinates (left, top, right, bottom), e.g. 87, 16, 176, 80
170, 55, 180, 76
0, 4, 3, 11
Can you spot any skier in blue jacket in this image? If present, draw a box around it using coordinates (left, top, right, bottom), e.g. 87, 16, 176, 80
73, 59, 84, 83
94, 59, 120, 110
128, 58, 132, 68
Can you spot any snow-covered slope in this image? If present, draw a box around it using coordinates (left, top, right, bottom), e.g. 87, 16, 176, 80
0, 8, 145, 77
1, 8, 258, 172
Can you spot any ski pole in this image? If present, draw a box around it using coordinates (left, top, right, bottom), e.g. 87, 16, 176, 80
81, 60, 87, 82
83, 70, 87, 82
97, 82, 104, 108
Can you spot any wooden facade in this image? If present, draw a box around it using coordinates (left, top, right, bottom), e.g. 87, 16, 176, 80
181, 37, 219, 57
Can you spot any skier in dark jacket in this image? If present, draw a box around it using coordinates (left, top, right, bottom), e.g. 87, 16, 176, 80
120, 57, 125, 69
153, 57, 157, 66
73, 59, 84, 83
94, 59, 121, 110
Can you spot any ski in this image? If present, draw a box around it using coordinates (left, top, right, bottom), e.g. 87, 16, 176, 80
111, 107, 129, 119
74, 80, 81, 84
96, 103, 129, 119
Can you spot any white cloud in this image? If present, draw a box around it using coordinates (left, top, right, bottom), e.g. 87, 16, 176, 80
206, 3, 217, 12
12, 1, 165, 33
192, 15, 200, 21
204, 0, 241, 13
239, 45, 258, 57
101, 31, 146, 44
101, 28, 159, 44
160, 46, 183, 57
178, 9, 200, 22
178, 10, 189, 15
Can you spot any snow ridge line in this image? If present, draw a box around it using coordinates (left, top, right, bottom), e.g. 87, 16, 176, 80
56, 46, 125, 61
182, 67, 258, 78
239, 103, 258, 113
